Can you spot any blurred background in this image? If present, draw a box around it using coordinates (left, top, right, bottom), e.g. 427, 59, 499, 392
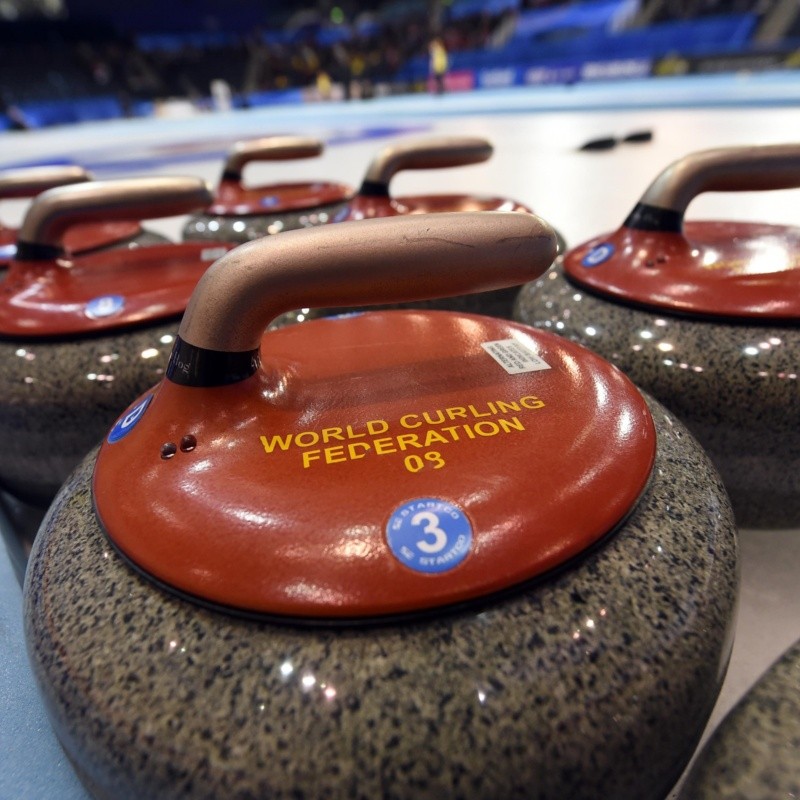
2, 4, 800, 800
0, 0, 793, 129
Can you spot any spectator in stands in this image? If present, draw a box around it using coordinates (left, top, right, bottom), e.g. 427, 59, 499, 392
316, 69, 332, 100
429, 36, 448, 94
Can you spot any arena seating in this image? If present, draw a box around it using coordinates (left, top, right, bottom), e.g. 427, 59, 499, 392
0, 0, 787, 129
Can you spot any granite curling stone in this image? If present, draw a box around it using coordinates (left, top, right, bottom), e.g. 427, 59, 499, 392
0, 175, 236, 510
679, 637, 800, 799
182, 135, 353, 243
25, 212, 737, 800
514, 143, 800, 527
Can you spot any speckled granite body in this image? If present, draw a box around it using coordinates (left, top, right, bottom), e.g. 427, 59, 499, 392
182, 202, 349, 243
0, 323, 178, 506
514, 266, 800, 527
25, 395, 738, 800
680, 638, 800, 799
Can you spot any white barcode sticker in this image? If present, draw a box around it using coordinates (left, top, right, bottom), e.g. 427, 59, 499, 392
481, 339, 551, 374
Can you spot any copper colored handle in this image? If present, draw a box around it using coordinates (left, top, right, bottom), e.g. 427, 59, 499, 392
360, 137, 493, 195
222, 136, 324, 181
627, 144, 800, 231
178, 211, 556, 356
18, 177, 212, 253
0, 165, 91, 199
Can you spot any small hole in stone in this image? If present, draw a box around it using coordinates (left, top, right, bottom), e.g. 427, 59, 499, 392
180, 434, 197, 452
161, 442, 177, 459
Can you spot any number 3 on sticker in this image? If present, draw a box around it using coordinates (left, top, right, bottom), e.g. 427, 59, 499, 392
386, 498, 473, 574
413, 511, 447, 553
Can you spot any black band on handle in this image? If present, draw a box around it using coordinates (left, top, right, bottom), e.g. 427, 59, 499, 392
14, 240, 63, 261
357, 179, 390, 198
220, 170, 242, 183
166, 336, 260, 387
623, 203, 683, 233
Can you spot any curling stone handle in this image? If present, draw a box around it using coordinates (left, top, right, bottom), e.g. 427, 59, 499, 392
625, 144, 800, 232
358, 137, 493, 197
170, 211, 557, 387
0, 165, 91, 200
16, 177, 213, 260
221, 137, 324, 182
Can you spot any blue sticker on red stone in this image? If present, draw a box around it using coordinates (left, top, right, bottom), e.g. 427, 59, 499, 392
85, 294, 125, 319
108, 394, 153, 443
386, 498, 472, 574
582, 243, 615, 267
259, 196, 280, 208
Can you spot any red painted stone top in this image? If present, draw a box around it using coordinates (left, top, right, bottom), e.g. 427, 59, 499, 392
0, 241, 235, 338
564, 144, 800, 320
564, 221, 800, 320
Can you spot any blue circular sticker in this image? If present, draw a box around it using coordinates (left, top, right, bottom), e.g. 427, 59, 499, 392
386, 498, 472, 574
259, 195, 280, 208
85, 294, 125, 319
108, 394, 153, 443
582, 243, 615, 267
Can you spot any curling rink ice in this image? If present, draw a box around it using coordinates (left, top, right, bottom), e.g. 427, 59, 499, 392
2, 71, 800, 798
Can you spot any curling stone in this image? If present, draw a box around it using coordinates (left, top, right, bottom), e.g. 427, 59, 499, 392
0, 175, 235, 509
514, 143, 800, 527
182, 136, 353, 243
0, 164, 166, 259
26, 212, 737, 800
680, 637, 800, 799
